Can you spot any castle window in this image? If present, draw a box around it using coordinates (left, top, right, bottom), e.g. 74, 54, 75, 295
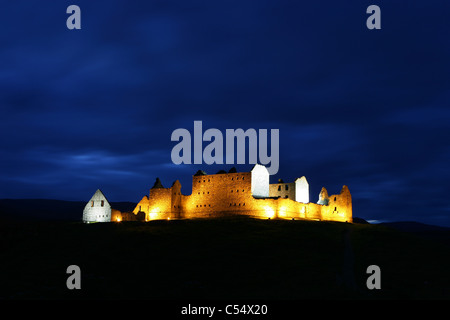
278, 186, 281, 191
242, 189, 244, 192
209, 204, 211, 207
231, 190, 233, 193
207, 192, 209, 194
285, 185, 289, 191
243, 203, 245, 206
101, 200, 104, 207
199, 180, 201, 183
91, 201, 94, 207
196, 205, 198, 207
334, 207, 337, 211
232, 178, 233, 180
237, 189, 239, 192
334, 197, 337, 201
208, 179, 210, 182
198, 192, 200, 195
203, 180, 205, 183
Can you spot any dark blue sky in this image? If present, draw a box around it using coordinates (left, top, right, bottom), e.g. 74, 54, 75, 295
1, 1, 450, 226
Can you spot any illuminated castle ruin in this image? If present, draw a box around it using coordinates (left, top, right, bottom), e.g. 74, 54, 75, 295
113, 164, 352, 223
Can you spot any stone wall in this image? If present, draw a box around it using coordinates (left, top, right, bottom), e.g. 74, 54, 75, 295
111, 209, 145, 222
187, 171, 253, 218
133, 196, 150, 214
320, 186, 352, 223
269, 182, 295, 200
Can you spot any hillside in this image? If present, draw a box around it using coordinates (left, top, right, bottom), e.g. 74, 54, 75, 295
0, 199, 136, 221
0, 216, 449, 300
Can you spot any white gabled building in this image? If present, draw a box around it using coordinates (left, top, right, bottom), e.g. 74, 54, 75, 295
82, 189, 111, 223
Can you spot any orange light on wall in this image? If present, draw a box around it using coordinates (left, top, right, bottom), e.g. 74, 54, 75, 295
300, 206, 306, 218
149, 207, 160, 220
116, 216, 122, 222
264, 206, 275, 219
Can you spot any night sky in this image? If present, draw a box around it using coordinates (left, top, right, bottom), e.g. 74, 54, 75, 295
1, 1, 449, 226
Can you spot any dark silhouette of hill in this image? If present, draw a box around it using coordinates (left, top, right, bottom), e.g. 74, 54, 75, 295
380, 221, 450, 232
380, 221, 450, 247
351, 217, 369, 224
0, 199, 136, 221
1, 217, 449, 300
0, 200, 449, 300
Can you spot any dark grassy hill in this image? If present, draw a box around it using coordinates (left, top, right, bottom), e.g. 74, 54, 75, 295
381, 221, 450, 232
1, 217, 449, 300
0, 199, 136, 221
380, 221, 450, 248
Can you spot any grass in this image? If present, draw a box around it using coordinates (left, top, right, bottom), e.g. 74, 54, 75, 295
0, 217, 449, 300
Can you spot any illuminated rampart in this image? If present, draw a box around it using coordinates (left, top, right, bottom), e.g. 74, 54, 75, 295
127, 164, 352, 223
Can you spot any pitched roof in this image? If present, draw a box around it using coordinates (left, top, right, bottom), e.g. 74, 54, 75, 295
151, 178, 164, 189
194, 170, 207, 176
87, 189, 110, 205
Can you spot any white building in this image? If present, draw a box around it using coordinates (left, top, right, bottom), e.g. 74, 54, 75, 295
82, 189, 111, 223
